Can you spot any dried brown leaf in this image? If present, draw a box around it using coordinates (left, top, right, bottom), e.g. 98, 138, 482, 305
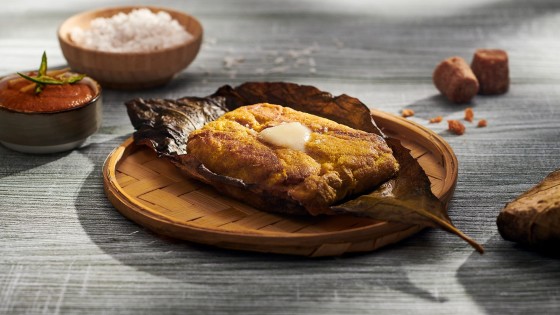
125, 96, 227, 156
125, 82, 483, 253
333, 137, 484, 253
212, 82, 384, 136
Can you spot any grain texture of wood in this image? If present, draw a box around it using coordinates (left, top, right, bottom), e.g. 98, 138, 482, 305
1, 0, 560, 314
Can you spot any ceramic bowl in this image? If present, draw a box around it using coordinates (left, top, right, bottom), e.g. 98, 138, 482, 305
0, 75, 102, 154
58, 6, 203, 90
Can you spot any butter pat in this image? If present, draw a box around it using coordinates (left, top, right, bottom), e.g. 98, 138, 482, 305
259, 122, 311, 151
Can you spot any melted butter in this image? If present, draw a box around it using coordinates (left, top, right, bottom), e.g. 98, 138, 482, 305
258, 122, 311, 151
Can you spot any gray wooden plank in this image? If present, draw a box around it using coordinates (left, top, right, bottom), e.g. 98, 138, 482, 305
1, 0, 559, 314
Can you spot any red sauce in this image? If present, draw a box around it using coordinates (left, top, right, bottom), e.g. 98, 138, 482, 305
0, 74, 95, 113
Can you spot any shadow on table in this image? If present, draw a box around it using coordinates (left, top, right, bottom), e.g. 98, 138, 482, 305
404, 94, 475, 120
0, 145, 71, 179
457, 233, 560, 313
74, 137, 448, 304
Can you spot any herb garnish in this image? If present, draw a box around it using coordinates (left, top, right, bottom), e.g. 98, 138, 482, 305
17, 51, 85, 94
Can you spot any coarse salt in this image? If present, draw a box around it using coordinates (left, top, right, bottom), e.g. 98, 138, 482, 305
70, 8, 193, 53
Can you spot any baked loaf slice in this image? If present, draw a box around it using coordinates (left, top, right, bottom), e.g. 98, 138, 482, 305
176, 103, 399, 215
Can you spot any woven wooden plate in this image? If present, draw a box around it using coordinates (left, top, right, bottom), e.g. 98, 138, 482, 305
103, 110, 458, 257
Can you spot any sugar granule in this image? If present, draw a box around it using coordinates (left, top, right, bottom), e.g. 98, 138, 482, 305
70, 8, 193, 53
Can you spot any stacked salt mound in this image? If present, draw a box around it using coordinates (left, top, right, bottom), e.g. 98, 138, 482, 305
70, 8, 193, 53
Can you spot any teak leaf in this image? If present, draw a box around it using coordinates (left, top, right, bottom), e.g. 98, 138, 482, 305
332, 137, 484, 253
126, 96, 228, 156
213, 82, 385, 137
125, 82, 484, 253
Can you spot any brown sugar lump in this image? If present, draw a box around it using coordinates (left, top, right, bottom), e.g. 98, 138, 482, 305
401, 109, 414, 118
477, 119, 487, 128
429, 116, 443, 123
464, 107, 474, 122
471, 49, 509, 95
433, 57, 479, 104
447, 119, 466, 135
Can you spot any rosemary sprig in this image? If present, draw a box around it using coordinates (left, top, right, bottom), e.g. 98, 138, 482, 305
17, 51, 85, 94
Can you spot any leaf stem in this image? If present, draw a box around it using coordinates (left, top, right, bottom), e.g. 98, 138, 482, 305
422, 211, 485, 253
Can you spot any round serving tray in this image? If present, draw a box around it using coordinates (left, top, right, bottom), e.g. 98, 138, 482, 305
103, 110, 458, 257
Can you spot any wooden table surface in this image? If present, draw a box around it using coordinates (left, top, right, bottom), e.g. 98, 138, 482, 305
1, 0, 559, 314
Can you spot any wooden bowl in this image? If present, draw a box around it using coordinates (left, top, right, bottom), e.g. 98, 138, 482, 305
0, 75, 102, 154
58, 6, 203, 90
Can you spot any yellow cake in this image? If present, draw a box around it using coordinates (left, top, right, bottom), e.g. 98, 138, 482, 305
178, 103, 399, 215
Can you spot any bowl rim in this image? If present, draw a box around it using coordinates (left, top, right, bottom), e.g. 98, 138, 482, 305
0, 74, 102, 115
57, 5, 203, 56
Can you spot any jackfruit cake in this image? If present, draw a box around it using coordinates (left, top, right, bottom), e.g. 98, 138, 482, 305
176, 103, 399, 215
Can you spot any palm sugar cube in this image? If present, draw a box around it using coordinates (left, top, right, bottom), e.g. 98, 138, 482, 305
471, 49, 509, 95
433, 57, 479, 104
